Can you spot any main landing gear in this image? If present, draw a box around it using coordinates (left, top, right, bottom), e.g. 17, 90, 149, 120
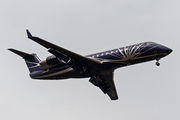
156, 59, 160, 66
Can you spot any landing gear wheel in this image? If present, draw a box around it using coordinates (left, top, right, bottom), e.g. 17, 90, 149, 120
156, 58, 161, 66
156, 62, 160, 66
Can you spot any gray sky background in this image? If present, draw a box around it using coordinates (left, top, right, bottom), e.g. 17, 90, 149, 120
1, 0, 179, 120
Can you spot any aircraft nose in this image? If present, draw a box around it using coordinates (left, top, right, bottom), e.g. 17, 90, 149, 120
168, 48, 173, 54
162, 46, 173, 54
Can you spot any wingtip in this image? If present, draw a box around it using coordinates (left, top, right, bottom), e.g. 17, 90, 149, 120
8, 48, 14, 52
26, 29, 32, 38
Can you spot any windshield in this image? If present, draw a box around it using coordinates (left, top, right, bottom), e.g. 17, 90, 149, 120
146, 42, 157, 45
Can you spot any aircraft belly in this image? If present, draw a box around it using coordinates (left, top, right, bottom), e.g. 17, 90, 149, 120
30, 66, 91, 80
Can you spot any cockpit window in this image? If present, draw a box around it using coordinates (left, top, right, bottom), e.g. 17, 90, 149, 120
146, 42, 157, 45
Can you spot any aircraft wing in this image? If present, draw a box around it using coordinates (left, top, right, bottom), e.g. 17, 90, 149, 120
90, 71, 118, 100
99, 71, 118, 100
26, 30, 103, 68
26, 30, 118, 100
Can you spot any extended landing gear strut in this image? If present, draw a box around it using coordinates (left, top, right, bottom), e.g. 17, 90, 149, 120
156, 59, 160, 66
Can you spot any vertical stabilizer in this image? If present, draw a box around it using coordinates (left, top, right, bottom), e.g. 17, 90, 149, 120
8, 48, 42, 73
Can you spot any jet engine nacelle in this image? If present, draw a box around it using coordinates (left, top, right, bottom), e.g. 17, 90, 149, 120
40, 55, 63, 70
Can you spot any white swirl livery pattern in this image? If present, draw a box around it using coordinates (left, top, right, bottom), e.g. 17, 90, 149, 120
92, 42, 158, 63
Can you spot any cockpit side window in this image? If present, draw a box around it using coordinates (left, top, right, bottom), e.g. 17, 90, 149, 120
146, 42, 156, 45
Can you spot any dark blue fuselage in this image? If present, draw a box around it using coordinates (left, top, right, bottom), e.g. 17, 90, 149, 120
30, 42, 172, 79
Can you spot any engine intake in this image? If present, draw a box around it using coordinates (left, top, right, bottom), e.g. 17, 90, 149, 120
40, 55, 63, 70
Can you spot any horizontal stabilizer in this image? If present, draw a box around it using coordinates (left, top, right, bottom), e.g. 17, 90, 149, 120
8, 48, 33, 58
8, 48, 41, 73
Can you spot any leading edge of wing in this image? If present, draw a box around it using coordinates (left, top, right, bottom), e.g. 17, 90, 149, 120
26, 29, 103, 65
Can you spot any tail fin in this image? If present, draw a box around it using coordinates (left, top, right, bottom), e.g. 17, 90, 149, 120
8, 48, 42, 73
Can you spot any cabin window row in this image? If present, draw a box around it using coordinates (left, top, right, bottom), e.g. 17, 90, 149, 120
91, 49, 120, 58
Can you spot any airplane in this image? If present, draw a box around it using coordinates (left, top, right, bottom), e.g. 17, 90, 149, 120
8, 30, 172, 100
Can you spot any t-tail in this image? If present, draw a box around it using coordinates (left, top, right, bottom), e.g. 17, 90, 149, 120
8, 49, 42, 73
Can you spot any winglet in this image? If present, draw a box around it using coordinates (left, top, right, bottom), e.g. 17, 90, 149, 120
26, 29, 33, 38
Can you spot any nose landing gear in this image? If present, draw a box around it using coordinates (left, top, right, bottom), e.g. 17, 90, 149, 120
156, 61, 160, 66
156, 59, 160, 66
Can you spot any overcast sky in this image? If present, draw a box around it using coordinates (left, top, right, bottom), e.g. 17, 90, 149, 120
1, 0, 179, 120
